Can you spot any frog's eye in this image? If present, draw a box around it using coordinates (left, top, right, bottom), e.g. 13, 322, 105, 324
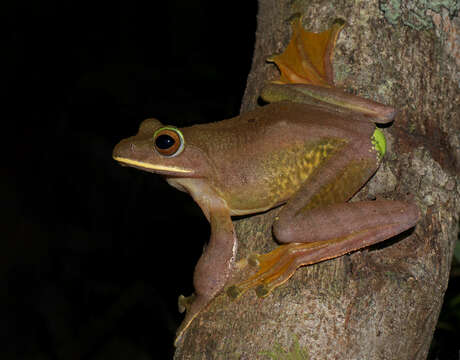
153, 127, 185, 157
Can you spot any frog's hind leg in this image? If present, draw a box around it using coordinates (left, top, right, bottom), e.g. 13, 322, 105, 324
273, 134, 384, 244
228, 143, 419, 299
227, 200, 419, 299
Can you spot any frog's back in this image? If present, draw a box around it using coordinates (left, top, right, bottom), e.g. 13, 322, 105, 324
183, 102, 376, 214
185, 102, 374, 153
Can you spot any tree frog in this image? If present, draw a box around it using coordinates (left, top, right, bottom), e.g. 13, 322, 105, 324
113, 18, 419, 343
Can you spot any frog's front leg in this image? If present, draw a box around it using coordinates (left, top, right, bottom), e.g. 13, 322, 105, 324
175, 201, 237, 344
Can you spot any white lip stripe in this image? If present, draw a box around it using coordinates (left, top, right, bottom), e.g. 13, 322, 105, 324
113, 157, 192, 174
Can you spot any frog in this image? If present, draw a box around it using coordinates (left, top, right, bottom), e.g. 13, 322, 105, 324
112, 18, 419, 344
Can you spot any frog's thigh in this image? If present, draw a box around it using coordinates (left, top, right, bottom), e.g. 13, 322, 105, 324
273, 151, 379, 243
275, 199, 419, 244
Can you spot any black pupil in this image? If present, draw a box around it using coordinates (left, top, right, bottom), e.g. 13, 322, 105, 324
155, 134, 175, 149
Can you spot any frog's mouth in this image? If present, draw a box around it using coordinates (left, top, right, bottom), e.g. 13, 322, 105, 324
113, 156, 194, 176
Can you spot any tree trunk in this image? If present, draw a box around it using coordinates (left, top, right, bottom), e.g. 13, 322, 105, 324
174, 0, 460, 358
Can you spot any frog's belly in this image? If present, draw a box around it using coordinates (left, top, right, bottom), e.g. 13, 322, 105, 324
225, 138, 346, 215
226, 172, 303, 215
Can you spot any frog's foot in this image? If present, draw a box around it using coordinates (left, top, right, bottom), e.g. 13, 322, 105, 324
227, 241, 333, 299
178, 293, 196, 314
175, 293, 211, 346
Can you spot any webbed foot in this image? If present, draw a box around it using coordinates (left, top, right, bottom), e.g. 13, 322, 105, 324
227, 241, 333, 299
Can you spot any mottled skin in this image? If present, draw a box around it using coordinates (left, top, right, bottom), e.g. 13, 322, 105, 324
112, 20, 419, 344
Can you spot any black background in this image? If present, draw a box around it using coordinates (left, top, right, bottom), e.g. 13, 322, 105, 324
4, 0, 255, 358
3, 0, 459, 359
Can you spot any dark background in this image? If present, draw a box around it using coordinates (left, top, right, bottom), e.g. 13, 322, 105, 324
3, 0, 459, 359
4, 1, 255, 358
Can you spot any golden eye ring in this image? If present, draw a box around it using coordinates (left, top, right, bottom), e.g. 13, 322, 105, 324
153, 127, 185, 157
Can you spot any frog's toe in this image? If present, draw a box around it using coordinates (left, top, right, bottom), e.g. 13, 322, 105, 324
255, 284, 270, 298
226, 285, 243, 299
178, 293, 196, 313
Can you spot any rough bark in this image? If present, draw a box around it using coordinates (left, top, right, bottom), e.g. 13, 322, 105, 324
175, 0, 460, 358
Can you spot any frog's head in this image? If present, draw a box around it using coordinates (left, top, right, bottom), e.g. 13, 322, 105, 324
113, 118, 212, 179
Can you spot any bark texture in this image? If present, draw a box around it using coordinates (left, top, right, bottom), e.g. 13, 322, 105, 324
175, 0, 460, 358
